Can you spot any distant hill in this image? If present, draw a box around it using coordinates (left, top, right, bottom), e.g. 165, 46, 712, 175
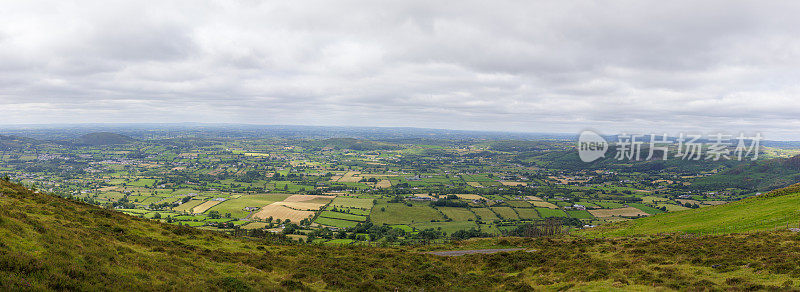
689, 154, 800, 191
0, 135, 41, 150
583, 183, 800, 237
77, 132, 135, 145
303, 138, 402, 151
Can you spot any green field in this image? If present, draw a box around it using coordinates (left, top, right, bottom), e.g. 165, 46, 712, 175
319, 210, 367, 222
514, 208, 540, 219
173, 199, 205, 212
566, 210, 594, 219
315, 217, 360, 228
330, 197, 374, 209
370, 201, 444, 225
439, 207, 476, 221
595, 201, 625, 209
535, 207, 569, 218
506, 200, 532, 208
627, 203, 666, 215
472, 208, 500, 221
490, 207, 519, 220
208, 194, 290, 218
410, 221, 479, 234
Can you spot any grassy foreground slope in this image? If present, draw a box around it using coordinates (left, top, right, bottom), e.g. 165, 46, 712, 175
0, 179, 489, 291
584, 184, 800, 237
4, 179, 800, 290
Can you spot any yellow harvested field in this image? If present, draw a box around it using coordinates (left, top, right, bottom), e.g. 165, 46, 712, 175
241, 222, 269, 229
284, 194, 336, 202
530, 201, 558, 208
454, 194, 486, 200
251, 203, 315, 222
412, 193, 437, 199
275, 201, 326, 211
589, 207, 649, 218
192, 201, 222, 214
500, 181, 527, 186
337, 171, 362, 183
525, 196, 543, 201
466, 182, 482, 187
375, 180, 392, 188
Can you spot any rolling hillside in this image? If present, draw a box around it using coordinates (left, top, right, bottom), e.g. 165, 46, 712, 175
0, 179, 484, 290
76, 132, 136, 146
584, 184, 800, 237
3, 179, 800, 290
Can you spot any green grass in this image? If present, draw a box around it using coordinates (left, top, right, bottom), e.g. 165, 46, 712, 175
173, 199, 205, 212
409, 221, 479, 234
439, 207, 476, 221
490, 207, 519, 220
535, 207, 569, 218
370, 201, 444, 225
514, 208, 540, 219
388, 224, 413, 232
471, 208, 500, 221
319, 210, 367, 222
506, 200, 532, 208
314, 217, 360, 228
330, 197, 374, 209
585, 187, 800, 237
627, 203, 666, 215
324, 238, 355, 245
566, 210, 594, 219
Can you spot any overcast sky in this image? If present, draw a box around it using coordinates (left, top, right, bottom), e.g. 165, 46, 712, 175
2, 1, 800, 139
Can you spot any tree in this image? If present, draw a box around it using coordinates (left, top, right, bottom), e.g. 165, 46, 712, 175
208, 210, 221, 219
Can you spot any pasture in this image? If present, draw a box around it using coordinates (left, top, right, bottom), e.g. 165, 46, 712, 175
471, 208, 500, 221
490, 207, 519, 220
439, 207, 476, 221
589, 207, 649, 218
251, 203, 315, 223
535, 207, 569, 218
330, 197, 374, 209
192, 201, 222, 214
208, 193, 290, 218
370, 201, 444, 225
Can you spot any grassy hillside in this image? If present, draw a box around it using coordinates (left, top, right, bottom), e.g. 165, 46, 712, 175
583, 184, 800, 237
0, 179, 481, 291
692, 155, 800, 191
4, 179, 800, 290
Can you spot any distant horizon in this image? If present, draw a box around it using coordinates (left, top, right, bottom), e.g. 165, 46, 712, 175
0, 122, 798, 142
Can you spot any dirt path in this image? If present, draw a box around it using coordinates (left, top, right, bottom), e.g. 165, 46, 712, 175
425, 248, 532, 256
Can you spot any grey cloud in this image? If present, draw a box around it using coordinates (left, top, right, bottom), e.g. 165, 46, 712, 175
2, 1, 800, 138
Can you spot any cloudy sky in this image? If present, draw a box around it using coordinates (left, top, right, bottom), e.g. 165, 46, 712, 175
2, 1, 800, 138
